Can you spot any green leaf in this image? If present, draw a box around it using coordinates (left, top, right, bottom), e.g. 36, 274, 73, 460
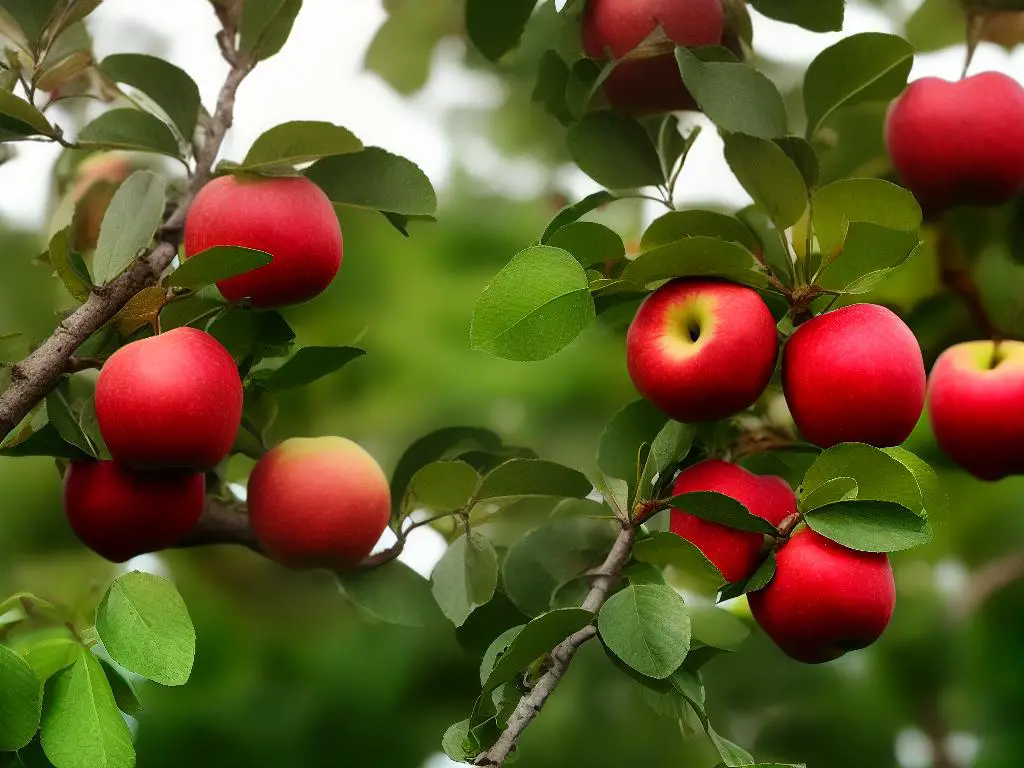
746, 0, 844, 32
804, 500, 932, 552
804, 33, 914, 139
441, 718, 474, 763
45, 383, 95, 458
641, 210, 758, 252
99, 54, 201, 139
465, 0, 535, 61
482, 608, 593, 693
811, 179, 922, 256
546, 221, 624, 268
632, 532, 726, 594
817, 223, 921, 294
405, 460, 480, 512
207, 308, 295, 362
598, 584, 690, 679
479, 625, 525, 686
723, 133, 807, 230
95, 571, 195, 686
431, 533, 500, 626
883, 447, 947, 521
0, 88, 54, 137
675, 47, 788, 139
78, 109, 181, 158
257, 346, 365, 392
775, 136, 820, 190
801, 476, 858, 511
40, 650, 134, 768
621, 236, 767, 289
21, 638, 77, 682
338, 561, 443, 627
0, 0, 59, 43
0, 644, 41, 751
305, 147, 436, 215
47, 228, 92, 301
709, 725, 756, 767
598, 398, 669, 488
91, 170, 166, 285
470, 245, 596, 361
718, 554, 776, 601
240, 0, 302, 61
0, 423, 91, 460
96, 658, 142, 719
689, 606, 750, 652
668, 492, 778, 534
165, 245, 273, 291
240, 121, 363, 171
566, 112, 666, 190
800, 442, 923, 515
639, 421, 696, 502
477, 459, 592, 502
541, 191, 617, 243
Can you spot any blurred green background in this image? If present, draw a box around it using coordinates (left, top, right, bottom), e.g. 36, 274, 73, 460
3, 0, 1024, 766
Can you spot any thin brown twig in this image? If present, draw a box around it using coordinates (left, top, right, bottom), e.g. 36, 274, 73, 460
936, 219, 1000, 342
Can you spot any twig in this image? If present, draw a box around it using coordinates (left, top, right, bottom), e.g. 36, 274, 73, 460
475, 524, 637, 766
954, 548, 1024, 620
936, 219, 999, 342
0, 20, 253, 441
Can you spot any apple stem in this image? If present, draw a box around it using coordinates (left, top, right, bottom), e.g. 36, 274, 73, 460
962, 8, 984, 80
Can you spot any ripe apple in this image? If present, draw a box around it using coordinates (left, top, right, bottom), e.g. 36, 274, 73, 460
581, 0, 724, 115
247, 436, 391, 569
670, 459, 796, 583
184, 174, 343, 308
95, 327, 243, 470
927, 340, 1024, 480
626, 278, 778, 422
782, 303, 925, 448
63, 461, 205, 562
885, 72, 1024, 214
748, 528, 896, 664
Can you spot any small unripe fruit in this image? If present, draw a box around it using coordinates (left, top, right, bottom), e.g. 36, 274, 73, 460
782, 304, 925, 448
581, 0, 724, 115
748, 528, 896, 664
670, 459, 795, 583
63, 461, 205, 562
184, 175, 343, 308
96, 327, 243, 470
627, 278, 778, 422
248, 436, 391, 569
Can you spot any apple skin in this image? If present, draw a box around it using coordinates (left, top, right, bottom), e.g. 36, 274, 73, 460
885, 73, 1024, 214
184, 175, 343, 308
247, 437, 391, 569
748, 528, 896, 664
581, 0, 724, 115
95, 327, 243, 470
627, 278, 779, 422
670, 460, 796, 583
782, 303, 925, 448
63, 461, 206, 563
927, 340, 1024, 480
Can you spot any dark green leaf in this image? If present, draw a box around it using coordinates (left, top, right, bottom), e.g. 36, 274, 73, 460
465, 0, 535, 60
470, 245, 595, 361
95, 571, 195, 686
46, 228, 91, 302
541, 191, 617, 243
804, 33, 914, 140
92, 170, 166, 285
477, 459, 592, 502
431, 533, 500, 626
775, 136, 820, 190
165, 245, 273, 291
482, 608, 593, 693
240, 0, 301, 61
639, 421, 695, 501
546, 221, 624, 268
45, 383, 94, 458
0, 0, 59, 42
632, 532, 725, 594
305, 147, 436, 215
96, 658, 142, 718
567, 112, 665, 189
598, 398, 668, 488
668, 492, 778, 534
100, 54, 201, 139
240, 121, 363, 171
746, 0, 844, 32
0, 644, 41, 751
621, 236, 767, 289
676, 47, 788, 139
533, 49, 572, 124
801, 477, 858, 511
0, 423, 91, 460
405, 460, 480, 513
338, 561, 443, 627
804, 500, 932, 552
598, 584, 690, 679
78, 109, 181, 158
641, 210, 758, 252
724, 133, 807, 230
257, 346, 365, 392
456, 592, 530, 656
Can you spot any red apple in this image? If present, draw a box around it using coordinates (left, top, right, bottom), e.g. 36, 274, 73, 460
581, 0, 724, 115
627, 278, 778, 422
95, 327, 243, 470
748, 528, 896, 664
184, 175, 343, 308
247, 436, 391, 569
927, 340, 1024, 480
63, 461, 205, 562
782, 303, 925, 448
885, 72, 1024, 214
670, 459, 796, 583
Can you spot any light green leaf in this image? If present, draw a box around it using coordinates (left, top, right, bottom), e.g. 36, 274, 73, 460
709, 725, 756, 767
818, 222, 920, 294
47, 228, 92, 301
724, 133, 807, 230
21, 638, 78, 682
95, 571, 195, 686
632, 532, 726, 594
241, 121, 363, 170
405, 460, 480, 512
804, 33, 914, 139
639, 421, 696, 501
676, 47, 788, 139
470, 245, 596, 361
883, 447, 947, 521
165, 245, 273, 291
598, 398, 668, 487
78, 109, 181, 158
800, 442, 923, 515
667, 492, 778, 534
45, 382, 94, 458
689, 606, 750, 652
431, 533, 500, 626
0, 88, 54, 137
801, 476, 858, 511
92, 170, 166, 285
620, 236, 767, 289
811, 178, 922, 255
338, 561, 443, 627
305, 147, 436, 215
483, 608, 593, 693
0, 644, 41, 751
747, 0, 844, 32
257, 346, 366, 392
567, 112, 666, 189
547, 221, 625, 268
641, 210, 758, 252
598, 584, 690, 679
100, 54, 201, 139
465, 0, 535, 60
804, 500, 933, 552
40, 650, 134, 768
477, 459, 592, 502
441, 718, 474, 763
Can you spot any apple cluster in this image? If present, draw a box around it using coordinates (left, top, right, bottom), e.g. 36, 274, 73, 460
62, 174, 390, 569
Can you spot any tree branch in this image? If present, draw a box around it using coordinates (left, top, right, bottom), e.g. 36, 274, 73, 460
0, 21, 253, 441
936, 219, 999, 342
954, 548, 1024, 620
475, 524, 637, 766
